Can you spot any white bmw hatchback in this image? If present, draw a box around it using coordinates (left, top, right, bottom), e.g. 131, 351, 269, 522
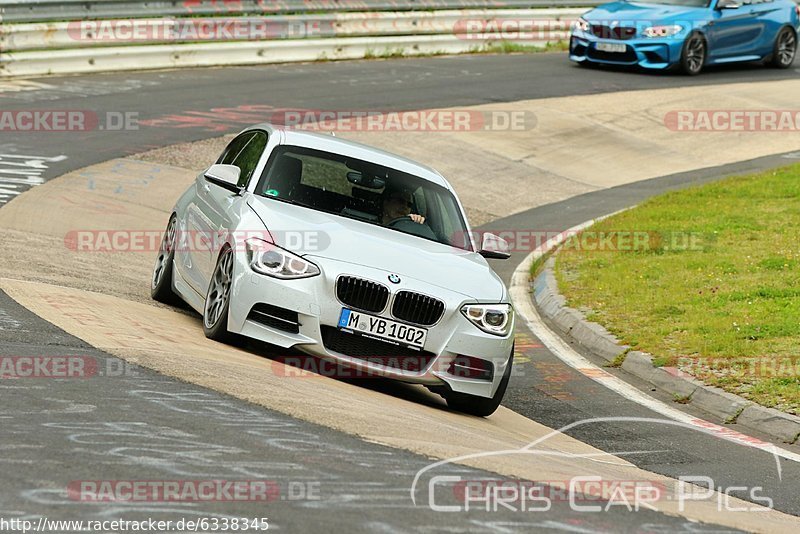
152, 124, 515, 416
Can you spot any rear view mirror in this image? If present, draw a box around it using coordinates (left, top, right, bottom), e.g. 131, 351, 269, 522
347, 171, 386, 190
204, 164, 242, 193
479, 232, 511, 260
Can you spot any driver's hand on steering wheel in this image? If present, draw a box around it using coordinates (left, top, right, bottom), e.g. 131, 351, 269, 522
409, 214, 425, 224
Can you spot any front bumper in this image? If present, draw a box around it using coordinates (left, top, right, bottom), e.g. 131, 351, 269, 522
226, 251, 515, 399
569, 30, 683, 70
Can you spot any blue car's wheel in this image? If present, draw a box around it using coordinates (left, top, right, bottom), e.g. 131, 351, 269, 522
771, 27, 797, 69
680, 32, 706, 76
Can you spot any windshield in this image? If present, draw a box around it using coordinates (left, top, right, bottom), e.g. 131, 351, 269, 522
254, 145, 473, 251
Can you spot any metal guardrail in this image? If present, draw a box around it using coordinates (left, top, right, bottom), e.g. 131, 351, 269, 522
0, 0, 597, 22
0, 3, 587, 77
1, 33, 574, 77
1, 9, 577, 51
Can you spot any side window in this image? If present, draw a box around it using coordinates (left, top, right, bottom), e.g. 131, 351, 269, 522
432, 190, 469, 250
216, 131, 268, 188
216, 132, 255, 166
230, 131, 268, 188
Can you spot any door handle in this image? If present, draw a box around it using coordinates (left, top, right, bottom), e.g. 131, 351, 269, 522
203, 184, 210, 193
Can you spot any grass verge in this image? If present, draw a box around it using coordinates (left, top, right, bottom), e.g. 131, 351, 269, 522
361, 40, 568, 60
551, 164, 800, 415
480, 40, 569, 54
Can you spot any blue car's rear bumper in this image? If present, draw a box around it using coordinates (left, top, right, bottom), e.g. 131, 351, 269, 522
569, 30, 685, 70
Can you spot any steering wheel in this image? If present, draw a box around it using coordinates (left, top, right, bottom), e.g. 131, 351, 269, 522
387, 216, 413, 227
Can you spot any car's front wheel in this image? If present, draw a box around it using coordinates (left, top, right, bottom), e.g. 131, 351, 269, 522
203, 246, 235, 342
151, 214, 179, 304
770, 27, 797, 69
680, 32, 706, 76
445, 352, 513, 417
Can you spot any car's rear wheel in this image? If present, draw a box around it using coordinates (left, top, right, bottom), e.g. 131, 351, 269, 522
680, 32, 706, 76
203, 246, 235, 342
771, 27, 797, 69
151, 214, 179, 304
444, 351, 513, 417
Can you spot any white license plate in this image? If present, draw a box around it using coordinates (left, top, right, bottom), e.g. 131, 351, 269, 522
338, 308, 427, 350
596, 42, 627, 53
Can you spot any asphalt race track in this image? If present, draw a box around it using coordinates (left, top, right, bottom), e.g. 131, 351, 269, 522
2, 52, 800, 197
2, 52, 800, 532
0, 280, 748, 533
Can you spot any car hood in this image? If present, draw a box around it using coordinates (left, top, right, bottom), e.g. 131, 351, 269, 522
246, 196, 505, 301
585, 1, 704, 23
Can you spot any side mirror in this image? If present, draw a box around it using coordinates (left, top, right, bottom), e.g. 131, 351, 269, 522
204, 164, 242, 194
478, 232, 511, 260
717, 0, 740, 9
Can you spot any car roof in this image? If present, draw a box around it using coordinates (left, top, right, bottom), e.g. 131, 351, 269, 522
249, 123, 450, 188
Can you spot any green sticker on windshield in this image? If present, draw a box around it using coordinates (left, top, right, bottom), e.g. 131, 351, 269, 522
266, 189, 279, 197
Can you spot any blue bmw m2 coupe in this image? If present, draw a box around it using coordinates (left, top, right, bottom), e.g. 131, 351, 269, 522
570, 0, 799, 74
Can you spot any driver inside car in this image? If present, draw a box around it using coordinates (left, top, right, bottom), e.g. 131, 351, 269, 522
382, 188, 425, 225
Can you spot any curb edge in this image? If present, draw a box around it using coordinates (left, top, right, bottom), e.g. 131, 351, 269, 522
532, 256, 800, 445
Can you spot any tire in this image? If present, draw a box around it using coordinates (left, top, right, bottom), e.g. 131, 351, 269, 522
445, 351, 514, 417
680, 32, 706, 76
770, 27, 797, 69
151, 214, 179, 304
203, 246, 236, 343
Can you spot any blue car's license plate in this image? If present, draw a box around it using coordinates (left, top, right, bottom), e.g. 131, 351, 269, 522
338, 308, 427, 349
596, 42, 627, 54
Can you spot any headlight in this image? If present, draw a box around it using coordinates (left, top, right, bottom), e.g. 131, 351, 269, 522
573, 18, 591, 33
461, 303, 514, 336
642, 25, 683, 38
245, 238, 319, 279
